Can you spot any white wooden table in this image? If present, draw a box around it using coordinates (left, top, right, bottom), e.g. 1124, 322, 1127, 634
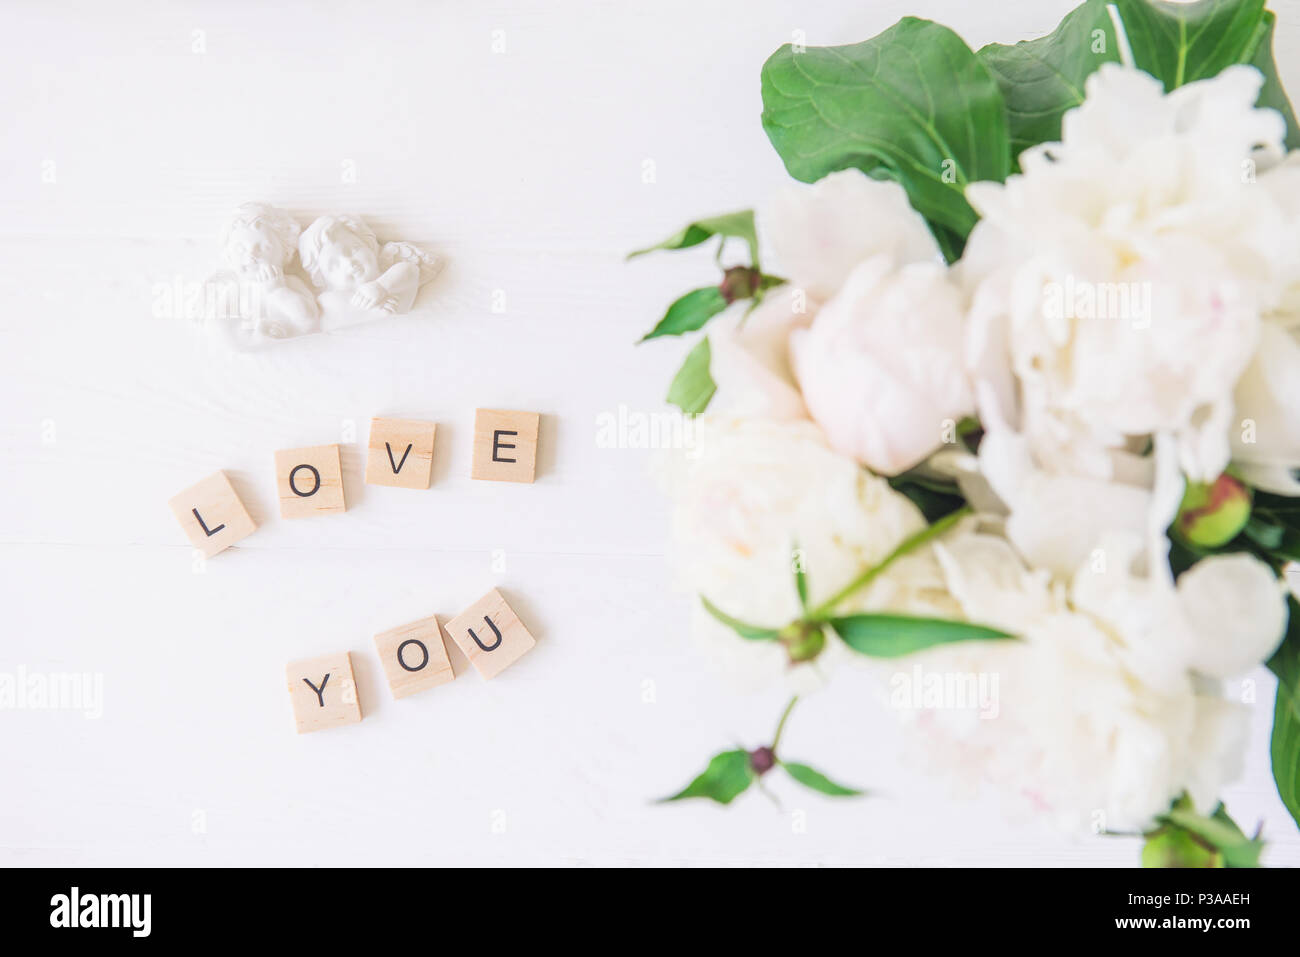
2, 0, 1298, 866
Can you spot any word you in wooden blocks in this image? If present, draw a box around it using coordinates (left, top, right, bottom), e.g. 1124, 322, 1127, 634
374, 614, 455, 699
276, 444, 346, 518
168, 470, 258, 557
286, 652, 362, 733
471, 409, 540, 484
445, 588, 536, 679
365, 417, 437, 490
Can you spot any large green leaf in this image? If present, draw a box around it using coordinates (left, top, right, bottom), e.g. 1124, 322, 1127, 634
830, 613, 1014, 658
980, 0, 1299, 161
760, 17, 1011, 247
1247, 10, 1300, 150
661, 750, 754, 804
1269, 596, 1300, 831
639, 286, 728, 342
1269, 687, 1300, 831
1118, 0, 1266, 89
665, 337, 715, 414
978, 0, 1118, 160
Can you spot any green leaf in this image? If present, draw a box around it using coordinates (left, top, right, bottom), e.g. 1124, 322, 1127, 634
830, 613, 1014, 658
1268, 598, 1300, 831
661, 749, 754, 804
700, 595, 780, 641
1246, 10, 1300, 150
793, 544, 809, 612
1270, 689, 1300, 833
665, 337, 715, 414
1117, 0, 1267, 89
980, 0, 1299, 161
628, 210, 759, 266
1161, 803, 1264, 868
640, 286, 728, 341
1267, 596, 1300, 694
888, 476, 968, 524
760, 16, 1011, 250
978, 0, 1118, 161
782, 761, 863, 797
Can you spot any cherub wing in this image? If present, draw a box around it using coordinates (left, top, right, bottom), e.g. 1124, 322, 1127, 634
379, 241, 443, 286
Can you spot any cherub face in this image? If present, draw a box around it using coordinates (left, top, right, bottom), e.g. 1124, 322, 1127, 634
318, 227, 379, 288
225, 222, 286, 278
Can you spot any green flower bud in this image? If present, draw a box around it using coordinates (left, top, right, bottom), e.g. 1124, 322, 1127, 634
718, 266, 761, 303
779, 621, 826, 664
1141, 826, 1224, 869
1175, 473, 1251, 548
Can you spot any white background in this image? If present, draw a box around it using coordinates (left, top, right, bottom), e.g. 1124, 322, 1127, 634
3, 0, 1299, 867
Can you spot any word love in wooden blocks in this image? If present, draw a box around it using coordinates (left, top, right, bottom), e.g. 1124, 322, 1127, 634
445, 589, 537, 679
286, 652, 362, 734
374, 614, 454, 699
471, 409, 540, 484
167, 471, 258, 557
365, 416, 437, 489
275, 444, 346, 518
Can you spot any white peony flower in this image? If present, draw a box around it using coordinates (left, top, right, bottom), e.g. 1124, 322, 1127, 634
709, 287, 811, 422
882, 523, 1263, 832
1173, 553, 1288, 677
711, 167, 971, 476
659, 416, 925, 690
963, 65, 1291, 492
1230, 154, 1300, 493
760, 169, 940, 302
790, 257, 975, 476
1231, 321, 1300, 494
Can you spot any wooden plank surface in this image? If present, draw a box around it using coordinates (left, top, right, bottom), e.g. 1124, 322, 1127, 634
2, 0, 1299, 865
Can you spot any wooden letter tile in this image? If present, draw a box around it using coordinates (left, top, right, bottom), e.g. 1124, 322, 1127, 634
286, 652, 362, 733
444, 589, 536, 679
275, 444, 346, 518
168, 470, 257, 557
471, 409, 540, 484
365, 417, 437, 489
374, 614, 455, 699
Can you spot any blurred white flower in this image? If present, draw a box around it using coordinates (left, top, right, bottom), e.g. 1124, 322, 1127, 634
709, 287, 810, 421
963, 64, 1291, 490
1230, 321, 1300, 494
659, 416, 924, 690
1173, 553, 1288, 678
760, 169, 940, 302
1230, 154, 1300, 493
888, 524, 1266, 832
790, 258, 974, 476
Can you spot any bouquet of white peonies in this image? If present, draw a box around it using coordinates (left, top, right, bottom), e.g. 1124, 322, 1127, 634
632, 0, 1300, 866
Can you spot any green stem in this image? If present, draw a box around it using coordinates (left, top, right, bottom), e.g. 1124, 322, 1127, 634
771, 696, 799, 754
808, 507, 970, 621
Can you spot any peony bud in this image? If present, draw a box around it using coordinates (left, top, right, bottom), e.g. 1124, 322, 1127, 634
749, 746, 777, 775
779, 621, 826, 664
1175, 473, 1251, 547
718, 265, 761, 304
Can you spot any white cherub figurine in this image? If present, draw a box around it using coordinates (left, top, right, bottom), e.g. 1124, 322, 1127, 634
216, 202, 320, 345
298, 214, 441, 328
